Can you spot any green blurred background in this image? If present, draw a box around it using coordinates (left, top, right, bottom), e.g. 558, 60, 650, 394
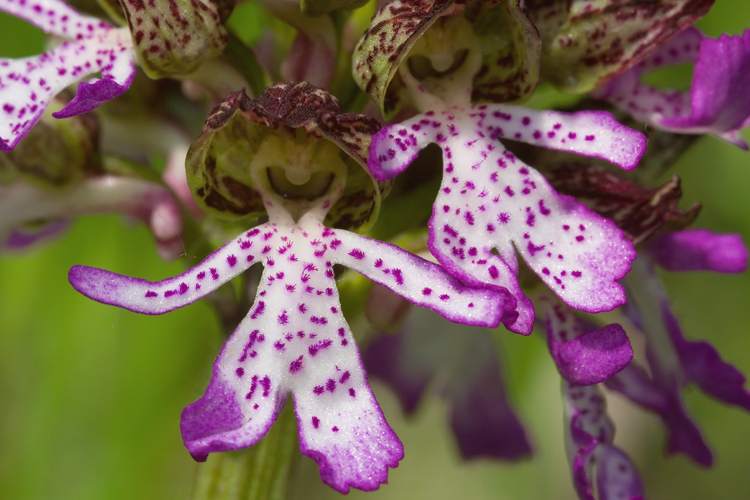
1, 2, 749, 499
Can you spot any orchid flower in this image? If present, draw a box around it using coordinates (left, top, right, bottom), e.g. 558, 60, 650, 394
544, 145, 750, 467
538, 298, 642, 500
561, 382, 644, 500
593, 27, 750, 149
67, 83, 509, 493
354, 2, 646, 334
0, 0, 136, 152
605, 232, 750, 467
364, 296, 533, 460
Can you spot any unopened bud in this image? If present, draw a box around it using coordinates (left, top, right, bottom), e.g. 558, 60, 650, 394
120, 0, 233, 78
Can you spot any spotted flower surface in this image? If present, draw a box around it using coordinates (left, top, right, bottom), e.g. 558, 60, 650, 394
0, 0, 135, 151
542, 299, 632, 387
368, 104, 645, 334
594, 27, 750, 149
68, 124, 507, 492
562, 383, 644, 500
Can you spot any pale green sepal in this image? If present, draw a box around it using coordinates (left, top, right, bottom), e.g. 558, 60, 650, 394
186, 84, 386, 233
119, 0, 231, 78
465, 0, 541, 103
352, 0, 462, 119
527, 0, 714, 93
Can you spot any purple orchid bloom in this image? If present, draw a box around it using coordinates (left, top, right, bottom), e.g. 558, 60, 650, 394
67, 84, 509, 493
364, 300, 533, 461
0, 0, 136, 152
562, 383, 644, 500
645, 230, 750, 412
594, 27, 750, 149
354, 4, 646, 335
364, 52, 645, 335
607, 231, 750, 467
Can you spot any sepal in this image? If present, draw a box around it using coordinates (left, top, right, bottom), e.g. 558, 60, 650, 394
119, 0, 231, 78
186, 83, 385, 232
527, 0, 715, 93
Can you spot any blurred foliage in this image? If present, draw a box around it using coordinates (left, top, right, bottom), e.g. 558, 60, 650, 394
1, 2, 750, 500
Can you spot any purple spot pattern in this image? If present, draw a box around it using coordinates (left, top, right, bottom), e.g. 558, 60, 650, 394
368, 104, 642, 334
0, 0, 136, 151
69, 209, 509, 492
562, 383, 644, 500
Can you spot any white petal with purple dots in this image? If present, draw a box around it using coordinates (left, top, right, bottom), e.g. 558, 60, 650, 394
69, 210, 508, 492
1, 0, 135, 151
368, 105, 642, 334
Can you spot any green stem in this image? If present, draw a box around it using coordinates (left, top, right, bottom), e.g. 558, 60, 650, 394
191, 401, 299, 500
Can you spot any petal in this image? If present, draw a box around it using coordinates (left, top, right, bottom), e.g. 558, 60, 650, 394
594, 27, 750, 148
528, 0, 714, 93
660, 30, 750, 136
543, 301, 633, 386
596, 445, 644, 500
369, 106, 638, 333
0, 0, 111, 39
181, 219, 403, 492
647, 229, 748, 273
69, 221, 274, 314
482, 105, 647, 171
1, 27, 135, 151
329, 222, 512, 328
546, 165, 701, 246
661, 300, 750, 412
364, 305, 532, 460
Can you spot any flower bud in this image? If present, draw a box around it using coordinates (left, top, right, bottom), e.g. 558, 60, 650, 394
120, 0, 233, 78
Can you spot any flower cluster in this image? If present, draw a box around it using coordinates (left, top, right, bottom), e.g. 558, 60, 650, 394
1, 0, 749, 498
